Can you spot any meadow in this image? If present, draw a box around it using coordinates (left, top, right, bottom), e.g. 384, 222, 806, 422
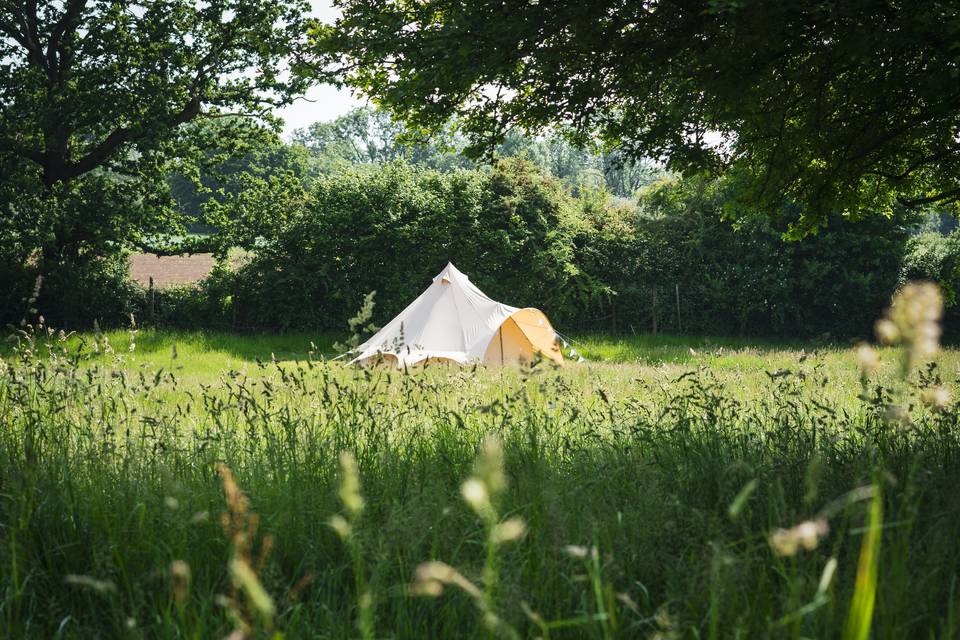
2, 322, 960, 638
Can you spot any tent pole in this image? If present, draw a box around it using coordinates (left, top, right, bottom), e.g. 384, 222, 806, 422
499, 327, 504, 365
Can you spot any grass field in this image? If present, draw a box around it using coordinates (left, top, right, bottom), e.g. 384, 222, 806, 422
36, 328, 960, 404
2, 325, 960, 638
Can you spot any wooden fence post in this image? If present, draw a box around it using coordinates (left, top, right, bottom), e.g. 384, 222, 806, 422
675, 284, 682, 334
148, 276, 155, 325
652, 288, 658, 335
610, 295, 617, 334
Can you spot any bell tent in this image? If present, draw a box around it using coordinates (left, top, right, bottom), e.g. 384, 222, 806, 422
351, 263, 564, 368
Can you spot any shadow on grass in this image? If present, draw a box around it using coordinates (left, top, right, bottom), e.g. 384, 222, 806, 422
1, 329, 346, 364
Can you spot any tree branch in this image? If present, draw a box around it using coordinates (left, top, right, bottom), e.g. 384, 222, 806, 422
897, 187, 960, 208
5, 2, 47, 72
46, 0, 88, 84
0, 136, 44, 163
22, 0, 51, 78
44, 95, 202, 185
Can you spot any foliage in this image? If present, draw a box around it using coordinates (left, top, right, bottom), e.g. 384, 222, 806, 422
168, 124, 318, 234
146, 269, 240, 331
219, 158, 599, 330
292, 107, 664, 198
10, 159, 922, 340
496, 129, 662, 199
176, 163, 914, 339
292, 107, 471, 174
317, 0, 960, 233
0, 253, 144, 331
0, 0, 311, 296
573, 176, 912, 338
332, 291, 379, 355
900, 231, 960, 338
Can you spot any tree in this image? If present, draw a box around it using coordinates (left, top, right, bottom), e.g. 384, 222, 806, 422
292, 106, 472, 173
0, 0, 311, 270
317, 0, 960, 234
169, 121, 316, 234
292, 107, 408, 165
293, 106, 664, 197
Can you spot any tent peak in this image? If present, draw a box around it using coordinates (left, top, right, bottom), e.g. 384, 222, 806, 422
434, 262, 468, 284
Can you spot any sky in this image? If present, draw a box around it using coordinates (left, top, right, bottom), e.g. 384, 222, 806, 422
274, 1, 365, 137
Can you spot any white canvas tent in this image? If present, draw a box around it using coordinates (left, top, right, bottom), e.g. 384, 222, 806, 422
351, 262, 564, 368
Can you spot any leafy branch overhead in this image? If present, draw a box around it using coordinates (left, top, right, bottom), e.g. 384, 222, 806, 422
316, 0, 960, 234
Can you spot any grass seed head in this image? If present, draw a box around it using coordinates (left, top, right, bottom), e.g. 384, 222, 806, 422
491, 516, 527, 544
64, 574, 117, 594
461, 478, 491, 516
476, 435, 507, 497
337, 451, 365, 517
328, 514, 352, 540
229, 558, 276, 626
879, 282, 943, 365
921, 385, 952, 409
462, 435, 507, 521
770, 519, 829, 556
416, 560, 458, 584
563, 545, 590, 559
169, 560, 191, 605
855, 343, 880, 374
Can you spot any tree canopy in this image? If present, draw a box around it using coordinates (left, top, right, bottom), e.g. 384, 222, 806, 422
317, 0, 960, 234
0, 0, 310, 268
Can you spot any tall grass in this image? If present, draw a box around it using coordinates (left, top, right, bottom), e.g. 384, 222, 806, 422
1, 304, 960, 638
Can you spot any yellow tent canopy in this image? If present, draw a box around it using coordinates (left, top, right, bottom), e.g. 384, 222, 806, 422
483, 308, 564, 365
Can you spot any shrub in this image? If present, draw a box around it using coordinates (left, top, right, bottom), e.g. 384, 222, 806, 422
147, 271, 236, 330
220, 159, 600, 330
0, 253, 143, 331
572, 176, 911, 339
901, 231, 960, 338
15, 159, 924, 338
191, 165, 918, 340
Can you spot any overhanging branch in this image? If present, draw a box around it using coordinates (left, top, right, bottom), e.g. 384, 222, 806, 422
897, 187, 960, 208
44, 95, 202, 185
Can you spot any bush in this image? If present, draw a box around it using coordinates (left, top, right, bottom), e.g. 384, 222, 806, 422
147, 269, 238, 330
151, 162, 923, 340
573, 176, 911, 339
199, 164, 919, 340
0, 254, 144, 331
219, 159, 600, 330
901, 231, 960, 338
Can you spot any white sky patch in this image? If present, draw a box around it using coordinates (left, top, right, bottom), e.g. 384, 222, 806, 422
275, 0, 364, 137
278, 84, 367, 137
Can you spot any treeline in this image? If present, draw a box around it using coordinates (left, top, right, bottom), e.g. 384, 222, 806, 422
13, 159, 958, 341
168, 107, 660, 229
189, 160, 923, 340
5, 109, 960, 340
